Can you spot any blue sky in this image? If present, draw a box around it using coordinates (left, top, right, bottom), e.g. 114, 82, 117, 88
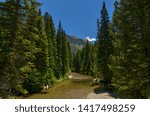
37, 0, 114, 39
0, 0, 115, 38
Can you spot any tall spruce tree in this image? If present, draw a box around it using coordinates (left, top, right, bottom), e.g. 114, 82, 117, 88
1, 0, 26, 96
97, 2, 112, 86
56, 21, 63, 78
25, 8, 53, 93
44, 12, 58, 83
110, 0, 150, 98
73, 51, 81, 73
20, 0, 44, 94
44, 12, 55, 71
81, 41, 92, 75
0, 0, 43, 96
0, 0, 20, 96
67, 41, 72, 72
56, 21, 70, 77
61, 31, 69, 76
91, 45, 98, 77
34, 10, 48, 74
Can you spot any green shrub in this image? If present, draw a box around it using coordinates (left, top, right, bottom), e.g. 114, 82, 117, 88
22, 69, 43, 94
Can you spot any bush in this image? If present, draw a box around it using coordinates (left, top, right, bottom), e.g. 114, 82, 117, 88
44, 68, 56, 85
22, 69, 43, 94
12, 85, 29, 96
53, 67, 61, 79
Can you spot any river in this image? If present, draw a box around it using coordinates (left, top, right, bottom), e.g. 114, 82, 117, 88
20, 73, 96, 99
19, 73, 116, 99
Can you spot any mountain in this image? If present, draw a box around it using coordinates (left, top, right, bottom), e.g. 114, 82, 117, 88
67, 35, 86, 46
66, 35, 86, 53
67, 35, 96, 53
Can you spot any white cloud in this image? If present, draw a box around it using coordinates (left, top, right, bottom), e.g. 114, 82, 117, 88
84, 36, 96, 42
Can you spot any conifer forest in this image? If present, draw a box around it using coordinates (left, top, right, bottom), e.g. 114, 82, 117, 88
0, 0, 150, 99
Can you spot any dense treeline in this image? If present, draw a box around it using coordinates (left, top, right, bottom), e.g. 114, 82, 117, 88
0, 0, 71, 98
73, 1, 150, 98
72, 41, 97, 76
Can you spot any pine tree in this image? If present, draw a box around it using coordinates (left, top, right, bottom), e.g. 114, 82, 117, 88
67, 41, 72, 71
73, 51, 81, 73
56, 21, 63, 78
34, 10, 48, 74
43, 12, 58, 84
0, 1, 13, 96
110, 0, 150, 98
44, 12, 55, 71
61, 31, 69, 77
0, 0, 42, 96
130, 0, 150, 98
56, 21, 70, 77
91, 45, 98, 77
96, 18, 100, 43
0, 0, 28, 96
49, 15, 57, 63
96, 2, 112, 86
81, 41, 92, 75
21, 0, 45, 94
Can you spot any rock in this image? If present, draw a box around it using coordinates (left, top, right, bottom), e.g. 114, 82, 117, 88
91, 78, 100, 86
43, 85, 49, 90
68, 75, 73, 79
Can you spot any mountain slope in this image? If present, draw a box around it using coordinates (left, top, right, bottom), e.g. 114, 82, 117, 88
67, 35, 86, 53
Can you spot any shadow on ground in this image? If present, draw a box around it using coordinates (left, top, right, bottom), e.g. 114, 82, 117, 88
93, 86, 119, 99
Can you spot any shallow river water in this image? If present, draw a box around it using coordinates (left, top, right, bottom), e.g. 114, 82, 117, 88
20, 73, 96, 99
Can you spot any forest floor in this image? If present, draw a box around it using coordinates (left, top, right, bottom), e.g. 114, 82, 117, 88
19, 73, 117, 99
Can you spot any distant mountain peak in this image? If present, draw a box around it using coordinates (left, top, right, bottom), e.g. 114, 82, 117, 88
66, 35, 86, 53
84, 36, 96, 42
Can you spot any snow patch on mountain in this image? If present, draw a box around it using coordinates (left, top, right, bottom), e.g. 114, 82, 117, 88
84, 36, 96, 42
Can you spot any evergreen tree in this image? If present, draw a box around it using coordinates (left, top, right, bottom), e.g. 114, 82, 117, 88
91, 45, 98, 77
49, 15, 57, 64
73, 51, 81, 73
56, 21, 70, 77
43, 12, 57, 84
96, 2, 112, 86
34, 10, 48, 74
96, 18, 100, 43
56, 21, 63, 78
0, 0, 72, 97
20, 0, 44, 94
0, 0, 25, 96
67, 41, 72, 72
81, 41, 92, 75
110, 0, 150, 98
26, 8, 54, 92
44, 12, 55, 71
0, 0, 43, 96
61, 31, 69, 76
73, 42, 97, 76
